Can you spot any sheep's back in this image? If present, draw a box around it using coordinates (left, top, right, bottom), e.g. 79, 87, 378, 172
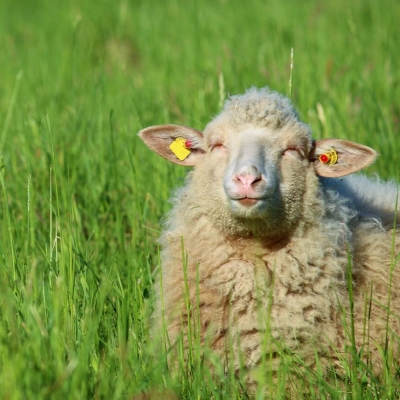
352, 220, 400, 366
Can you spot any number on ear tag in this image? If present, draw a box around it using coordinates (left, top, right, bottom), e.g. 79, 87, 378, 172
170, 138, 191, 161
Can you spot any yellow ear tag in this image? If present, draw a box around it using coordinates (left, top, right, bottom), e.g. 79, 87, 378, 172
170, 138, 191, 161
319, 149, 338, 165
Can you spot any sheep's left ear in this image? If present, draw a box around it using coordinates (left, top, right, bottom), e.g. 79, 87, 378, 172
310, 138, 378, 177
138, 124, 206, 166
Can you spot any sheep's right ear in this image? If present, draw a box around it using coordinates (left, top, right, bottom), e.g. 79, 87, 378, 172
138, 124, 206, 166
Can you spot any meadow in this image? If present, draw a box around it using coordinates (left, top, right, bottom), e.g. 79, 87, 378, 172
0, 0, 399, 398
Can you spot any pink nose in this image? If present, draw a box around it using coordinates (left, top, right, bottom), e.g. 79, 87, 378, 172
236, 173, 261, 188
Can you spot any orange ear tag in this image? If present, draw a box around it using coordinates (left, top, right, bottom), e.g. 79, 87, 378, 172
319, 149, 338, 165
170, 138, 192, 161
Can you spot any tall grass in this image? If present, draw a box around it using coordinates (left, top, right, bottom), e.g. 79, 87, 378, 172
0, 0, 399, 398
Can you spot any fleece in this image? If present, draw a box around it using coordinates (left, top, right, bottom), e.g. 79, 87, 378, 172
140, 87, 400, 376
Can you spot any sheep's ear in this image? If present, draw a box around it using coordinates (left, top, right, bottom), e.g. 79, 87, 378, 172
138, 124, 206, 166
310, 138, 378, 177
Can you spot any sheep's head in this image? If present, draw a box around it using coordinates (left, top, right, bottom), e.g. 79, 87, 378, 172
139, 88, 377, 239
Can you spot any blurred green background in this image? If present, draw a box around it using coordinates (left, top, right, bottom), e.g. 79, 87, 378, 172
0, 0, 399, 398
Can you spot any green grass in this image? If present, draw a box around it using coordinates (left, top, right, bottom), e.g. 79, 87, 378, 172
0, 0, 399, 398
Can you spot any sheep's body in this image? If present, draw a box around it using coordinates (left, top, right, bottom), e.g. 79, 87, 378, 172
157, 172, 400, 372
139, 87, 400, 377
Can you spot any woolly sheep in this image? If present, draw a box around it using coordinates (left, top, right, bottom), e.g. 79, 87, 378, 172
139, 87, 400, 380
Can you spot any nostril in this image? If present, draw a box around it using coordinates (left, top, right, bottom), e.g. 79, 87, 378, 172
236, 174, 262, 188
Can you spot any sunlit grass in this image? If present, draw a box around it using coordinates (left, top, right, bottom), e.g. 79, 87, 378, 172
0, 0, 399, 397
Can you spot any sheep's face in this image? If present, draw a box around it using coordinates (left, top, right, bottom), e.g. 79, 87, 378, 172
206, 120, 312, 216
189, 119, 314, 238
138, 88, 377, 239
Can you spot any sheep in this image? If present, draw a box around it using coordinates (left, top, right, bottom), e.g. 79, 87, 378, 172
138, 87, 400, 382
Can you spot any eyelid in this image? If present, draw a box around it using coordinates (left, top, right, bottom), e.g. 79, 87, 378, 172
283, 147, 305, 158
209, 142, 225, 151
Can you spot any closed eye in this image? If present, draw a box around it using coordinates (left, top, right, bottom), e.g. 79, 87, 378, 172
210, 143, 226, 153
282, 148, 305, 158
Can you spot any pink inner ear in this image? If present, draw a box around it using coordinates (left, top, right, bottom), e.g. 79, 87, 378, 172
138, 124, 206, 166
311, 139, 378, 178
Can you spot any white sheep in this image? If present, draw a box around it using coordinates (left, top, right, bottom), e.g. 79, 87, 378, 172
139, 87, 400, 381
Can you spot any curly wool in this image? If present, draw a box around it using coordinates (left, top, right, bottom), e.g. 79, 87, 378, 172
150, 87, 400, 377
223, 87, 302, 129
